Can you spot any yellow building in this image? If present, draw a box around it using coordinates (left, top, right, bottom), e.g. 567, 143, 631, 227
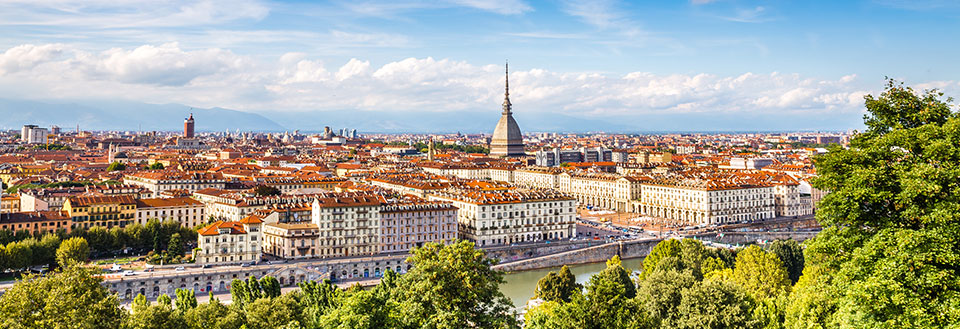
63, 195, 137, 229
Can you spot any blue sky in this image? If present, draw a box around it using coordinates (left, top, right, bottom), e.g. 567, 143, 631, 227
0, 0, 957, 130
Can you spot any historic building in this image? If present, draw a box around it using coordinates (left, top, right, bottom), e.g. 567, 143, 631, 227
134, 197, 206, 228
196, 215, 263, 264
379, 200, 458, 253
489, 63, 526, 157
184, 113, 195, 138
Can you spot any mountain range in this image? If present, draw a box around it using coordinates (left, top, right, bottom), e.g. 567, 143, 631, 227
0, 99, 860, 134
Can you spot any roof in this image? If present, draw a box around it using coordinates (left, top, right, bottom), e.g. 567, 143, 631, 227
239, 214, 264, 224
135, 197, 202, 208
198, 221, 248, 236
67, 195, 137, 207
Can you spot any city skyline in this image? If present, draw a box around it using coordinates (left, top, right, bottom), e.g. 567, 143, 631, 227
1, 0, 957, 131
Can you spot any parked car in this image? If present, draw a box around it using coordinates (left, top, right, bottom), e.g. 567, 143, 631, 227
122, 270, 135, 276
175, 266, 185, 272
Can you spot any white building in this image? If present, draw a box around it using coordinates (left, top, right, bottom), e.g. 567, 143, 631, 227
196, 215, 263, 265
124, 171, 227, 197
21, 125, 48, 144
428, 187, 577, 247
311, 193, 384, 258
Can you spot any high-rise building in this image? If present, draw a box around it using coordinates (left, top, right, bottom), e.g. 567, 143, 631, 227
183, 113, 195, 138
489, 63, 525, 157
21, 125, 48, 144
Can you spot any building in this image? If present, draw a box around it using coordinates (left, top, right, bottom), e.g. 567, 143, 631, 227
124, 171, 227, 197
262, 222, 320, 259
184, 113, 195, 138
636, 171, 779, 224
21, 125, 48, 144
428, 187, 577, 247
0, 211, 72, 234
512, 166, 562, 189
196, 215, 262, 264
379, 201, 458, 253
135, 197, 206, 228
489, 63, 525, 157
62, 195, 138, 229
535, 148, 613, 167
558, 172, 642, 212
1, 195, 20, 214
311, 193, 384, 258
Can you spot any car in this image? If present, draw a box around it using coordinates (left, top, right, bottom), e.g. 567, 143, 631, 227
175, 266, 185, 272
201, 264, 212, 269
240, 263, 251, 267
122, 270, 135, 276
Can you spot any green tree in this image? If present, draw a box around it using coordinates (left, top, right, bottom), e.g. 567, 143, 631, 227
107, 162, 126, 171
183, 297, 245, 329
675, 280, 757, 329
767, 239, 804, 284
148, 162, 165, 170
56, 236, 90, 267
244, 293, 303, 329
788, 79, 960, 327
175, 288, 198, 312
0, 265, 124, 328
125, 300, 188, 329
299, 279, 344, 328
640, 238, 680, 280
35, 233, 60, 268
168, 233, 183, 258
535, 265, 581, 303
636, 267, 696, 327
731, 245, 790, 300
5, 240, 32, 271
261, 276, 281, 298
396, 240, 517, 329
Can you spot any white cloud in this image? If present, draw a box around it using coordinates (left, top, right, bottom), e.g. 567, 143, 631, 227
560, 0, 625, 29
0, 44, 64, 74
0, 43, 910, 117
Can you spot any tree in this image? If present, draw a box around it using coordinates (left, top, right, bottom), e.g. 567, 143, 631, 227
5, 240, 32, 271
253, 185, 281, 196
640, 238, 680, 280
56, 237, 90, 267
36, 233, 60, 268
767, 239, 804, 284
183, 297, 245, 329
125, 299, 188, 329
0, 265, 124, 328
675, 280, 757, 329
261, 276, 281, 298
636, 267, 696, 327
148, 162, 165, 170
299, 279, 344, 328
318, 288, 402, 329
107, 162, 126, 171
244, 293, 303, 329
535, 265, 580, 303
168, 233, 183, 258
175, 288, 198, 312
788, 80, 960, 327
396, 240, 517, 329
731, 245, 790, 300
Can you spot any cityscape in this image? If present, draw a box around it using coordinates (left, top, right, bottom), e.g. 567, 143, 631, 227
0, 1, 956, 329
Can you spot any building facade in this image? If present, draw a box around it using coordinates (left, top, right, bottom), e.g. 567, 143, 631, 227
379, 201, 458, 253
135, 197, 206, 228
196, 215, 262, 264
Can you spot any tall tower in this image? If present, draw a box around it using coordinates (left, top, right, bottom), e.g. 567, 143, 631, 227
184, 113, 195, 138
489, 62, 526, 157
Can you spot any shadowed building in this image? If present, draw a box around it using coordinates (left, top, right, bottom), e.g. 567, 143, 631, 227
489, 63, 525, 157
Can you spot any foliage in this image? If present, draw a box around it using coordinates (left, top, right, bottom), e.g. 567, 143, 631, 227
535, 265, 580, 303
107, 162, 127, 171
0, 265, 124, 329
789, 79, 960, 327
175, 288, 198, 312
675, 280, 757, 329
767, 239, 804, 284
396, 240, 517, 329
730, 245, 791, 300
147, 162, 165, 170
56, 236, 90, 267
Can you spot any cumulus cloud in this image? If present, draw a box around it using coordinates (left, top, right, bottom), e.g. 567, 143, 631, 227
0, 43, 907, 117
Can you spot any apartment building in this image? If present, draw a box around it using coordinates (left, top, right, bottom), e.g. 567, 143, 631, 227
636, 171, 779, 224
124, 171, 227, 197
311, 193, 385, 258
558, 172, 642, 212
262, 222, 320, 259
196, 215, 263, 264
379, 201, 458, 253
511, 166, 561, 189
134, 197, 206, 228
428, 187, 577, 247
62, 195, 137, 229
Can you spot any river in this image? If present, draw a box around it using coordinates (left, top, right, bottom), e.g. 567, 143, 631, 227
499, 257, 644, 310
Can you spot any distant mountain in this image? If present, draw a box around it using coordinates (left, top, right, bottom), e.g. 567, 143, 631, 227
261, 109, 637, 134
0, 99, 285, 132
0, 98, 861, 133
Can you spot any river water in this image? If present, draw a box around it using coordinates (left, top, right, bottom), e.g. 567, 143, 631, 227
499, 257, 644, 309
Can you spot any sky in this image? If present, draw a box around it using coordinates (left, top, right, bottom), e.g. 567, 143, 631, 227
0, 0, 958, 131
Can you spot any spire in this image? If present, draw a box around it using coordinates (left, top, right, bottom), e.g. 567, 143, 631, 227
502, 61, 512, 115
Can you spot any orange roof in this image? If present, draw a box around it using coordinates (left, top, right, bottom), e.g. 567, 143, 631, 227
135, 197, 202, 208
239, 214, 264, 224
198, 221, 248, 236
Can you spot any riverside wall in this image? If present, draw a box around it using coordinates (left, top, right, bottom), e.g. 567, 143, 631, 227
492, 238, 663, 272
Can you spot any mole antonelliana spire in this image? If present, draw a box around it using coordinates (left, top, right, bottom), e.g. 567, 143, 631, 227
489, 61, 525, 157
